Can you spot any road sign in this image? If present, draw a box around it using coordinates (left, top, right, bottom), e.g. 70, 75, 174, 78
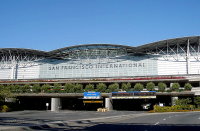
83, 92, 101, 99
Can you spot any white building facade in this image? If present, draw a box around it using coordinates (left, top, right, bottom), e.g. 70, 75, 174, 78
0, 36, 200, 80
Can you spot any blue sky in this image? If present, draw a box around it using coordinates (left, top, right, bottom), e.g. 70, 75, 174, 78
0, 0, 200, 51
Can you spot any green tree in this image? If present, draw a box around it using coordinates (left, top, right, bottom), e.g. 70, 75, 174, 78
171, 83, 180, 92
158, 82, 167, 92
121, 83, 131, 91
134, 83, 144, 91
32, 84, 41, 93
74, 83, 83, 93
41, 84, 51, 93
52, 83, 62, 93
121, 83, 128, 91
175, 98, 192, 110
8, 85, 18, 93
0, 88, 14, 102
64, 83, 75, 93
22, 84, 31, 93
194, 96, 200, 108
184, 83, 192, 91
107, 83, 119, 92
96, 83, 107, 92
85, 84, 95, 92
146, 82, 155, 91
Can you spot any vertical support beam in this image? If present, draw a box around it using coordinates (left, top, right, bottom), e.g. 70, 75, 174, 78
186, 39, 190, 74
171, 96, 178, 106
166, 41, 169, 60
177, 43, 179, 61
14, 63, 18, 80
105, 98, 113, 111
10, 66, 15, 80
198, 36, 200, 60
51, 98, 61, 112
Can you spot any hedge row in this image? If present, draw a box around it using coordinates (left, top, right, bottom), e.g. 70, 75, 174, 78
0, 82, 192, 93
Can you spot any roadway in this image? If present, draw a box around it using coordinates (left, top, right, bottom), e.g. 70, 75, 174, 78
0, 111, 200, 130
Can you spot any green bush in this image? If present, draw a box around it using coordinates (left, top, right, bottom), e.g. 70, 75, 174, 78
194, 96, 200, 108
107, 83, 119, 92
96, 83, 107, 93
153, 104, 194, 112
32, 84, 41, 93
1, 105, 9, 112
64, 83, 74, 93
146, 82, 155, 91
121, 83, 131, 91
133, 83, 144, 91
74, 83, 83, 93
158, 82, 166, 92
184, 83, 192, 91
85, 84, 95, 92
171, 83, 180, 92
41, 84, 51, 93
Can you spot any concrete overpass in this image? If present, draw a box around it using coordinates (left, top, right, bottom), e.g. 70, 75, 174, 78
14, 91, 196, 112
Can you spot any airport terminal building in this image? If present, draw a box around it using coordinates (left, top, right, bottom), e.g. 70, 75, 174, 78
1, 36, 200, 111
0, 36, 200, 80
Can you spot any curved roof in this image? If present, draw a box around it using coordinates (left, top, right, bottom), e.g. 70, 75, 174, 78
0, 36, 199, 58
136, 36, 200, 52
0, 48, 48, 56
49, 44, 136, 53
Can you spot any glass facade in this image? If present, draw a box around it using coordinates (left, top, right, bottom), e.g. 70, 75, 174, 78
39, 45, 158, 78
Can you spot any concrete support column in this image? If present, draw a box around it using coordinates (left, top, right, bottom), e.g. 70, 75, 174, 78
105, 98, 113, 111
171, 96, 178, 106
51, 98, 61, 112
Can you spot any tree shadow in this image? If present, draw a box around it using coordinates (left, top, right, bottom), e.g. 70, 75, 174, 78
82, 123, 200, 131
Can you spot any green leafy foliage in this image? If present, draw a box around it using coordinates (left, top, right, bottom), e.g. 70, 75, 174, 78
1, 105, 9, 112
85, 84, 95, 92
184, 83, 192, 91
64, 83, 74, 93
175, 98, 192, 109
194, 96, 200, 108
32, 84, 41, 93
96, 83, 107, 93
41, 84, 51, 93
146, 82, 155, 91
0, 88, 14, 102
153, 105, 195, 112
133, 83, 144, 91
158, 82, 167, 92
121, 83, 131, 91
107, 83, 119, 92
74, 83, 83, 93
171, 83, 180, 92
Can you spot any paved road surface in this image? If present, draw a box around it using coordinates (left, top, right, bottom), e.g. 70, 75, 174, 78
0, 110, 200, 130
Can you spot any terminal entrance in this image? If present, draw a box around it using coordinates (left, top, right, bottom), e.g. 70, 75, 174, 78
16, 94, 173, 111
61, 98, 104, 111
112, 99, 157, 111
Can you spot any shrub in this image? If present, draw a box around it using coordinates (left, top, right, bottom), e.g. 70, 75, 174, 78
74, 83, 83, 93
153, 104, 194, 112
1, 105, 9, 112
158, 82, 166, 92
85, 84, 95, 92
194, 96, 200, 108
133, 83, 144, 91
96, 83, 107, 93
146, 82, 155, 91
171, 83, 180, 92
41, 84, 51, 93
107, 83, 119, 92
121, 83, 131, 91
64, 83, 75, 93
32, 84, 41, 93
184, 83, 192, 91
